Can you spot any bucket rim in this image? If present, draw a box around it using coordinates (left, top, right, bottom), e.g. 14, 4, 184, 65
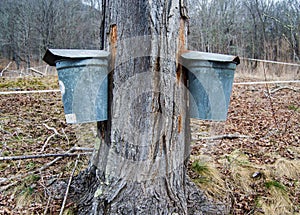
43, 49, 110, 66
181, 51, 240, 65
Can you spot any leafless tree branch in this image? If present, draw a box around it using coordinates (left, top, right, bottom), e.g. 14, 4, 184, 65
0, 62, 12, 76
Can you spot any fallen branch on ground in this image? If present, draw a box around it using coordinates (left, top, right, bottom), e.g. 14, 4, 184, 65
0, 181, 19, 193
59, 155, 80, 215
270, 86, 299, 94
61, 128, 70, 145
28, 67, 45, 76
43, 123, 62, 136
196, 134, 251, 141
191, 134, 251, 148
44, 195, 52, 215
0, 147, 93, 189
0, 152, 92, 161
41, 134, 56, 152
0, 62, 12, 76
0, 128, 13, 135
41, 123, 63, 152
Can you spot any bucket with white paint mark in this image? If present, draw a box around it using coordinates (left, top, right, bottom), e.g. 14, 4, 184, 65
43, 49, 110, 123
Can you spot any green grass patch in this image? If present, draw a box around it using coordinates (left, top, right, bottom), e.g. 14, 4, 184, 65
0, 76, 58, 91
265, 180, 286, 192
21, 186, 35, 195
2, 151, 10, 156
25, 174, 40, 183
26, 162, 36, 170
0, 162, 9, 171
191, 160, 211, 184
192, 160, 209, 174
288, 105, 300, 112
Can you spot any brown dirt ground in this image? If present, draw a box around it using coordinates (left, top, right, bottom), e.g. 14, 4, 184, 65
0, 76, 299, 214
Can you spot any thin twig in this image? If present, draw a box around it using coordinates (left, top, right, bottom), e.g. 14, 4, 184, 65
0, 61, 12, 76
0, 181, 19, 192
192, 134, 250, 148
61, 128, 70, 145
41, 134, 56, 152
43, 123, 62, 136
0, 128, 13, 136
198, 134, 251, 141
44, 195, 52, 215
41, 123, 63, 152
59, 155, 80, 215
262, 63, 280, 130
270, 86, 299, 94
44, 65, 49, 75
28, 67, 45, 76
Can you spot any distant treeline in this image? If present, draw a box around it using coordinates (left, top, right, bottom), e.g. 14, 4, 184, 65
188, 0, 300, 63
0, 0, 299, 69
0, 0, 102, 69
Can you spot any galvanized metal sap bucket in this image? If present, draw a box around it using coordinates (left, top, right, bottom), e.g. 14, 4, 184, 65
43, 49, 110, 124
181, 51, 240, 121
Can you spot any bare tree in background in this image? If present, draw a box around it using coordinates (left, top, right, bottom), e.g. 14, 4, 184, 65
187, 0, 299, 63
0, 0, 102, 68
0, 0, 299, 67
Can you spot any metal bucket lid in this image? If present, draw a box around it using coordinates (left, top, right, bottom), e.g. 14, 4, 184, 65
43, 49, 110, 66
181, 51, 240, 65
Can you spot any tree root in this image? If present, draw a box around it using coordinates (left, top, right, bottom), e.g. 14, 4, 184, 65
60, 166, 229, 215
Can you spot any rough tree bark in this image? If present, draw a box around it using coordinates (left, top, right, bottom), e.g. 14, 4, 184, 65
70, 0, 227, 214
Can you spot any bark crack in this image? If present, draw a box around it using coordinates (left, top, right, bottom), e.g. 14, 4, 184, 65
179, 0, 189, 19
107, 180, 127, 203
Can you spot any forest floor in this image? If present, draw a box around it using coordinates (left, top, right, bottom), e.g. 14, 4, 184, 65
0, 75, 299, 214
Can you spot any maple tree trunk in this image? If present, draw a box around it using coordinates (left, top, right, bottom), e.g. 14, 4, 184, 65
71, 1, 227, 214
